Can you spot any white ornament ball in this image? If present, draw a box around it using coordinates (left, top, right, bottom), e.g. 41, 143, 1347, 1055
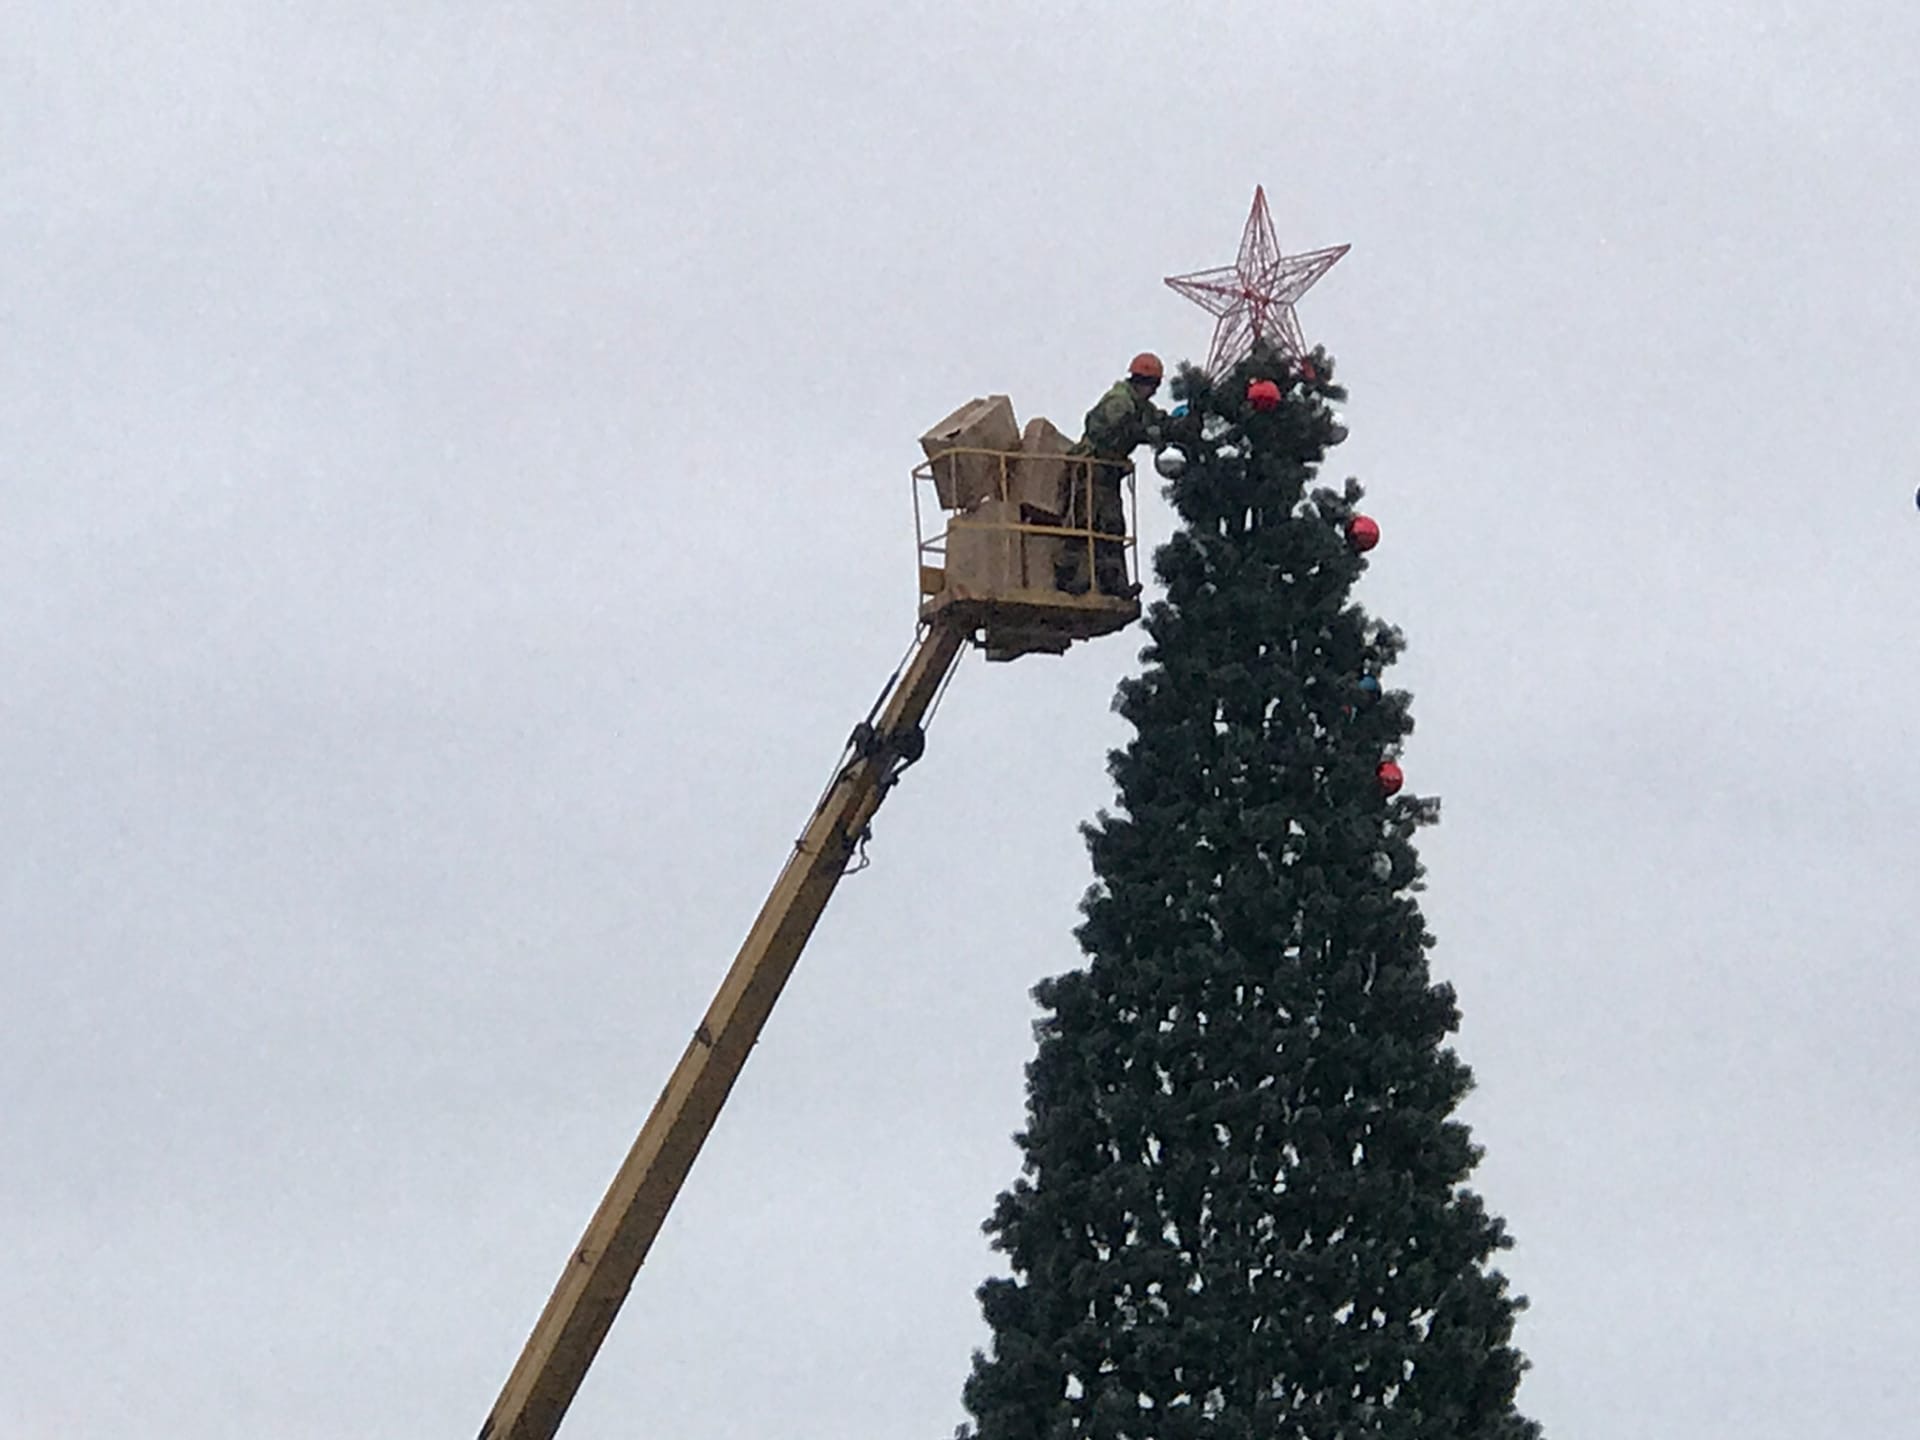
1371, 851, 1394, 881
1154, 447, 1187, 479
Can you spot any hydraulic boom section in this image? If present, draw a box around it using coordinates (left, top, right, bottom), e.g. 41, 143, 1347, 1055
478, 620, 966, 1440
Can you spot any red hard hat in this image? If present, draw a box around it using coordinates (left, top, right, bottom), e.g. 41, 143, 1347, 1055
1129, 352, 1164, 381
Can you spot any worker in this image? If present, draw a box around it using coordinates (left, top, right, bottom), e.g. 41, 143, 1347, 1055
1057, 352, 1165, 597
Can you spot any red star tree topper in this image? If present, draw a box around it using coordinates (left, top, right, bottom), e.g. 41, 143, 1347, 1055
1165, 186, 1349, 376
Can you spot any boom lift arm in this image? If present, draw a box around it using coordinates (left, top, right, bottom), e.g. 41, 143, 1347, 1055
478, 620, 966, 1440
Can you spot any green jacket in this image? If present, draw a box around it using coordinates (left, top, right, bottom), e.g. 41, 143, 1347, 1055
1076, 379, 1164, 461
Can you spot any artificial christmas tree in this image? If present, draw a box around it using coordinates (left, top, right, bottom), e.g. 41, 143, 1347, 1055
956, 340, 1539, 1440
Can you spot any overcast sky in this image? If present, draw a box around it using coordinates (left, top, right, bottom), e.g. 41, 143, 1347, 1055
5, 4, 1917, 1437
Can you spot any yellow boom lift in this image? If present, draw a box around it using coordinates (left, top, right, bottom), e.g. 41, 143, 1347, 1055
478, 427, 1141, 1440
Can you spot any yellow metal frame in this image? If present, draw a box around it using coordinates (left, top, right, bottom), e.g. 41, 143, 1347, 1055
911, 447, 1139, 600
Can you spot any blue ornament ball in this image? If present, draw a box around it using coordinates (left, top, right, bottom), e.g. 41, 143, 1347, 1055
1358, 674, 1382, 699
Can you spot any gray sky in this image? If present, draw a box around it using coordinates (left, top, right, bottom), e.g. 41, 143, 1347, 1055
4, 3, 1916, 1436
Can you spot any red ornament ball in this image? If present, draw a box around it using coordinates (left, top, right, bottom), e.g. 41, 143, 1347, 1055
1347, 514, 1381, 552
1246, 377, 1282, 411
1377, 760, 1404, 797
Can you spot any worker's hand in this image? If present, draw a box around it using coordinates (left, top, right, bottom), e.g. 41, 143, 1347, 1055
1144, 423, 1164, 445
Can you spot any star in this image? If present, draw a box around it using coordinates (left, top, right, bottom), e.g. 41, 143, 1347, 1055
1165, 186, 1349, 377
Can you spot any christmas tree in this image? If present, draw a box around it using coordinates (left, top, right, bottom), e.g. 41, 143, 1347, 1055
956, 341, 1539, 1440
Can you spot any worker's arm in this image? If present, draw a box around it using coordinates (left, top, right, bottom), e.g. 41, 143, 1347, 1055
1082, 383, 1159, 456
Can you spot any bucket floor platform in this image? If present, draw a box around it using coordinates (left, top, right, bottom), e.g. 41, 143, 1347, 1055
921, 584, 1141, 659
